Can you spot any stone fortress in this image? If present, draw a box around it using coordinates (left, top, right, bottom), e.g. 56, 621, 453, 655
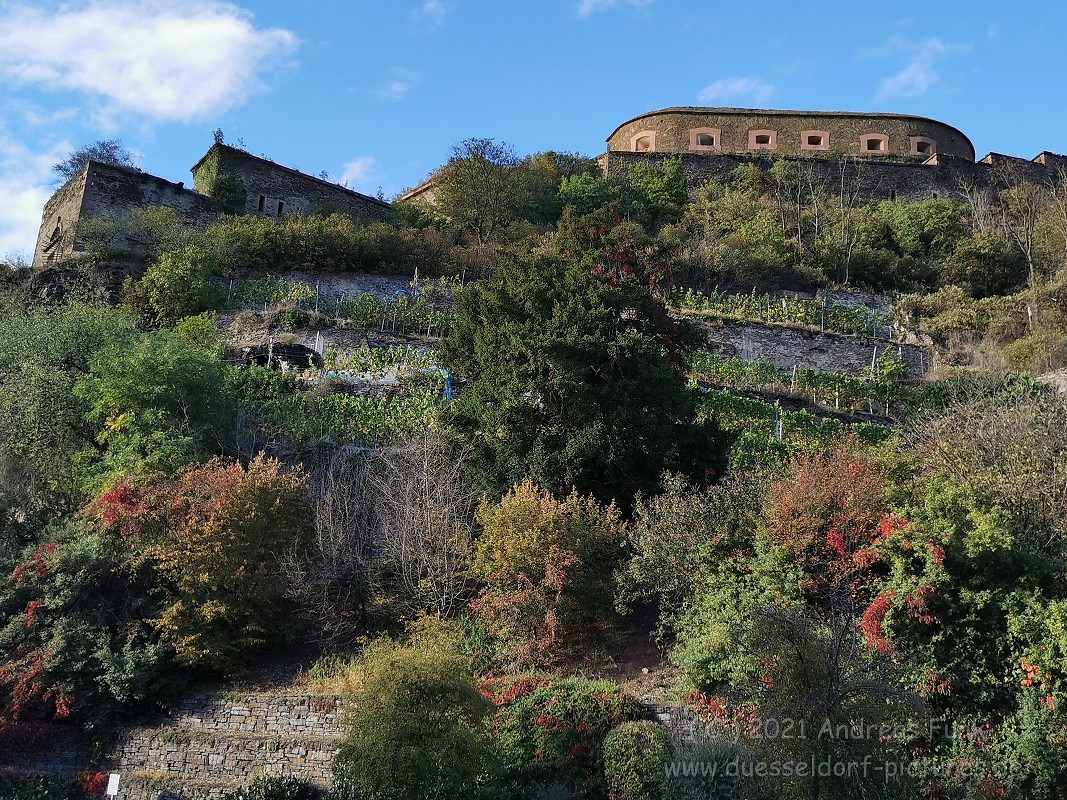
34, 107, 1067, 268
608, 107, 977, 160
600, 106, 1067, 206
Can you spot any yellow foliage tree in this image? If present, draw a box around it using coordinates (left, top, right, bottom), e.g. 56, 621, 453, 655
149, 454, 310, 672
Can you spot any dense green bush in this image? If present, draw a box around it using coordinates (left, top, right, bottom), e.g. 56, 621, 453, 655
481, 676, 644, 797
602, 721, 672, 800
221, 774, 320, 800
331, 621, 495, 800
123, 244, 220, 325
187, 212, 475, 277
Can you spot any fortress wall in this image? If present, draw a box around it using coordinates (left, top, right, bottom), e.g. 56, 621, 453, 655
601, 151, 1032, 205
191, 145, 393, 223
78, 163, 215, 223
607, 108, 975, 160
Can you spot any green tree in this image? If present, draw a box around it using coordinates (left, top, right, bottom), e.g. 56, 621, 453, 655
74, 328, 233, 483
123, 244, 218, 325
626, 156, 687, 227
331, 620, 494, 800
0, 304, 137, 509
441, 250, 723, 506
433, 137, 523, 244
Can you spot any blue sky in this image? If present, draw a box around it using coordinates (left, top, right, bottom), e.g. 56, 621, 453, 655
1, 0, 1065, 258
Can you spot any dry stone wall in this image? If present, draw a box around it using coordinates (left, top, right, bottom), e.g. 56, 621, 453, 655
701, 320, 930, 379
107, 694, 344, 800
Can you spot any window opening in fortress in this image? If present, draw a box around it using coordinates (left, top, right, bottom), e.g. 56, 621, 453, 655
689, 128, 721, 151
748, 130, 777, 150
629, 130, 656, 152
910, 137, 936, 156
862, 134, 888, 153
801, 130, 830, 151
277, 201, 285, 216
257, 194, 266, 212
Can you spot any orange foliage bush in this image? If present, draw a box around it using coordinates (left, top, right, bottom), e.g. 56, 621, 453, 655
470, 481, 623, 670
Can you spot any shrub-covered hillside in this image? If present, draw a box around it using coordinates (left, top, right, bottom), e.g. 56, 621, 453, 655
3, 139, 1067, 799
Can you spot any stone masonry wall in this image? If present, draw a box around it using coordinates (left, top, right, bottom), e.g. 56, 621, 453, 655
191, 144, 392, 224
32, 161, 217, 268
107, 694, 345, 800
701, 320, 930, 379
32, 166, 88, 267
607, 108, 975, 160
601, 150, 1049, 205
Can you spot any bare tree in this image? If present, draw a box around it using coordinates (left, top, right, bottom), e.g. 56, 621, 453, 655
282, 447, 380, 650
834, 158, 866, 285
373, 430, 480, 619
992, 165, 1052, 285
957, 175, 996, 231
52, 139, 138, 184
284, 432, 481, 647
1044, 164, 1067, 270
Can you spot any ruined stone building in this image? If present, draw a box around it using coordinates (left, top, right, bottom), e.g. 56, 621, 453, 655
33, 143, 392, 268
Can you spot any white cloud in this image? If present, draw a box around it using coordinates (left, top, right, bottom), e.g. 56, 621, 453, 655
0, 0, 297, 124
871, 36, 964, 102
339, 156, 378, 193
378, 68, 420, 100
412, 0, 447, 25
576, 0, 651, 20
0, 133, 70, 259
697, 77, 776, 105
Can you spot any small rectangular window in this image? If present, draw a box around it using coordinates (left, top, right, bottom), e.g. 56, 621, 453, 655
807, 135, 822, 146
277, 201, 285, 216
755, 134, 771, 145
257, 194, 265, 212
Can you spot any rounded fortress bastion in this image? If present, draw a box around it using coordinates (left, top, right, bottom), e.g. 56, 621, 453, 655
607, 107, 976, 161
